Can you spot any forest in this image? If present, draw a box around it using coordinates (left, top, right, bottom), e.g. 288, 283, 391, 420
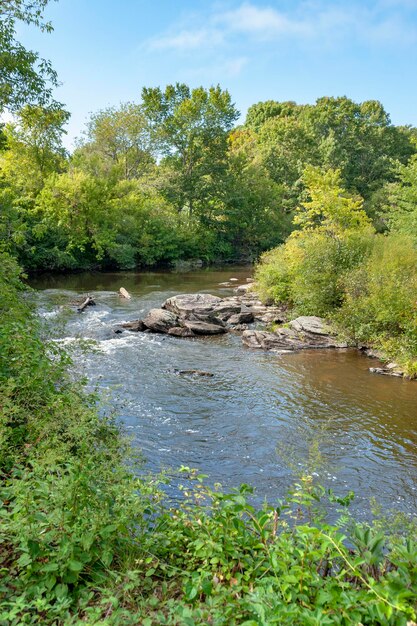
2, 1, 417, 625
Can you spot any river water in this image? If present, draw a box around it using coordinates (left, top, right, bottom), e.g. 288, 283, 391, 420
30, 267, 417, 519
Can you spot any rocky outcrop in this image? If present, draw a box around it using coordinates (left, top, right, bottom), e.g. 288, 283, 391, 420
163, 293, 222, 317
242, 316, 347, 352
118, 288, 290, 337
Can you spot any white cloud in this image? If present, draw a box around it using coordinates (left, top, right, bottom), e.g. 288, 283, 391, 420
149, 28, 223, 51
144, 1, 417, 53
217, 3, 312, 37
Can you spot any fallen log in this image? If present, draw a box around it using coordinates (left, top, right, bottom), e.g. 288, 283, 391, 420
119, 287, 131, 299
77, 296, 95, 313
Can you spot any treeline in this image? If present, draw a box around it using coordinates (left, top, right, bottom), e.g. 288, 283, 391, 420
1, 87, 416, 272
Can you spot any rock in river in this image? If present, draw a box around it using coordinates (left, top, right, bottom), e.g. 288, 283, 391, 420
163, 293, 222, 317
143, 308, 179, 333
242, 316, 347, 351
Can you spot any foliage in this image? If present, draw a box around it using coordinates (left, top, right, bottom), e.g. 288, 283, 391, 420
255, 166, 417, 375
256, 166, 375, 314
382, 155, 417, 238
74, 102, 154, 180
335, 234, 417, 375
293, 166, 372, 234
0, 0, 59, 112
141, 83, 239, 217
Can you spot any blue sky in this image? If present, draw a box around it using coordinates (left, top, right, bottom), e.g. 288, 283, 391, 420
18, 0, 417, 149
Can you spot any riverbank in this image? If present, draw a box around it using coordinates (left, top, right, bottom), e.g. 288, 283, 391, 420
2, 253, 417, 625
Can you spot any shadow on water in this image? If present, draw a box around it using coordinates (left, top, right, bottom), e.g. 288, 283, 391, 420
31, 267, 417, 520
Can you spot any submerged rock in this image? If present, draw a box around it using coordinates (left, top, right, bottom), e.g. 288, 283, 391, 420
174, 369, 214, 377
369, 363, 406, 378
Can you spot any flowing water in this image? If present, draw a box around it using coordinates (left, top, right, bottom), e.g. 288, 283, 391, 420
30, 267, 417, 519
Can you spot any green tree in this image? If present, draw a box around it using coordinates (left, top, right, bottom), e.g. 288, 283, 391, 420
141, 83, 239, 218
1, 105, 69, 195
0, 0, 58, 112
294, 166, 372, 234
245, 100, 300, 131
74, 102, 154, 180
382, 155, 417, 238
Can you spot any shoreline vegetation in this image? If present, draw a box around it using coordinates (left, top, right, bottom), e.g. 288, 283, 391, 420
2, 255, 417, 625
1, 1, 417, 623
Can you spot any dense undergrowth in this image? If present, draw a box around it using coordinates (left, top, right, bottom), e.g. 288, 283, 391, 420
1, 251, 417, 625
255, 167, 417, 376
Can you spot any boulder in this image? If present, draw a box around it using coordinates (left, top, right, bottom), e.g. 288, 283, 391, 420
182, 320, 227, 335
163, 293, 222, 317
168, 326, 195, 337
121, 319, 146, 332
228, 310, 254, 325
289, 316, 331, 336
143, 308, 179, 333
242, 329, 304, 351
212, 298, 242, 320
234, 283, 253, 294
242, 323, 347, 351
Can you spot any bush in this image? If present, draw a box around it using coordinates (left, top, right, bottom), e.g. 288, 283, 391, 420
335, 234, 417, 374
256, 230, 375, 316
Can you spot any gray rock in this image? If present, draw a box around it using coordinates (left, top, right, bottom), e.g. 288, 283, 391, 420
242, 329, 304, 351
369, 367, 404, 377
121, 319, 147, 332
233, 283, 253, 294
167, 326, 195, 337
228, 311, 254, 325
229, 323, 249, 332
242, 323, 347, 351
175, 369, 214, 377
163, 293, 222, 317
289, 316, 331, 336
182, 320, 226, 335
143, 308, 179, 333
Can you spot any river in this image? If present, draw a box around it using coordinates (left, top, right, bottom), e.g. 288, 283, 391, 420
30, 267, 417, 520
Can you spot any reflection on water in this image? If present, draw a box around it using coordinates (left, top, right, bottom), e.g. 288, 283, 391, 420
31, 267, 417, 519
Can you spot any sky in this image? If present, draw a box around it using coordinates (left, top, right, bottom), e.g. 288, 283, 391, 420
17, 0, 417, 149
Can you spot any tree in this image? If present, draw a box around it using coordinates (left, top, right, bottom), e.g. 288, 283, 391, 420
294, 166, 372, 234
245, 100, 300, 131
0, 0, 59, 112
141, 83, 239, 217
1, 105, 69, 195
382, 155, 417, 238
74, 103, 154, 180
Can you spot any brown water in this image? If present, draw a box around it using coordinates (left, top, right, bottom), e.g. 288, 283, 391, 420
31, 267, 417, 519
